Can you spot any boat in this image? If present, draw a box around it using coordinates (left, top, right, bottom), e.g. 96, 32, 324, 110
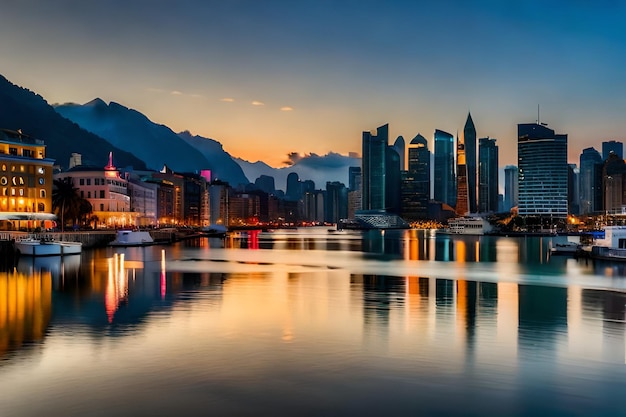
549, 241, 580, 255
201, 224, 228, 238
444, 216, 494, 235
109, 230, 155, 246
15, 236, 82, 256
590, 226, 626, 261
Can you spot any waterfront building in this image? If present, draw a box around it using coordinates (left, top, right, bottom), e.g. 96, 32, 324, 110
385, 145, 401, 215
0, 129, 55, 230
517, 123, 568, 224
602, 140, 623, 160
503, 165, 518, 212
56, 152, 133, 228
362, 124, 388, 211
579, 147, 603, 214
127, 174, 158, 227
434, 129, 456, 207
602, 152, 626, 214
325, 181, 348, 224
568, 164, 580, 215
401, 134, 430, 221
456, 132, 468, 216
478, 137, 498, 213
393, 135, 406, 171
464, 113, 477, 213
304, 190, 325, 223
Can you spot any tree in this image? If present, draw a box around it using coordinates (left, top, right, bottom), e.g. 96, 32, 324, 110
52, 177, 82, 232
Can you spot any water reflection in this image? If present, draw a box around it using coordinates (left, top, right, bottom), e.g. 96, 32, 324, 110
2, 232, 626, 416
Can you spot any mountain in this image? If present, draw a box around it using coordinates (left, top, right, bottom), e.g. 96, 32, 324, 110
236, 152, 361, 192
0, 75, 147, 169
177, 131, 249, 186
54, 100, 200, 172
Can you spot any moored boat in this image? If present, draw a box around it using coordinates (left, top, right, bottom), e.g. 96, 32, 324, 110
590, 226, 626, 261
15, 236, 82, 256
110, 230, 155, 247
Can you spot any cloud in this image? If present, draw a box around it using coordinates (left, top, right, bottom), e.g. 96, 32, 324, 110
171, 90, 183, 95
280, 106, 294, 111
220, 97, 235, 102
282, 152, 302, 166
251, 100, 265, 106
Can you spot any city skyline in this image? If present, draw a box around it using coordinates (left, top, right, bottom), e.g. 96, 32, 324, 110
2, 2, 625, 167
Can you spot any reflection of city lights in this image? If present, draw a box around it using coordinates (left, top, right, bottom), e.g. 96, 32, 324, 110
161, 249, 166, 299
105, 253, 129, 323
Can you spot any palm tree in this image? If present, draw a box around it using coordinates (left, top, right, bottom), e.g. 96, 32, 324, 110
52, 177, 82, 232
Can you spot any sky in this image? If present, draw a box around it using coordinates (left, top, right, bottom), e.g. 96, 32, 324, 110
1, 0, 626, 168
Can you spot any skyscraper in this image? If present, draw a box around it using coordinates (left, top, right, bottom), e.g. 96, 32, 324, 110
286, 172, 302, 201
579, 147, 603, 214
504, 165, 518, 212
518, 123, 568, 223
602, 140, 623, 160
393, 136, 406, 171
385, 145, 401, 214
362, 124, 388, 210
348, 166, 361, 192
478, 137, 498, 213
434, 129, 456, 207
456, 132, 468, 216
464, 113, 477, 213
401, 133, 430, 220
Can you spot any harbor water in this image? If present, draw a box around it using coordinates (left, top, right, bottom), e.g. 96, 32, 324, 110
1, 228, 625, 416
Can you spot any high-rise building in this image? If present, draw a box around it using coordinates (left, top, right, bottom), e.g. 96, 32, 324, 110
478, 137, 498, 213
503, 165, 518, 212
456, 132, 468, 216
464, 113, 477, 213
434, 129, 456, 207
579, 147, 603, 214
385, 146, 401, 215
602, 140, 623, 160
568, 164, 580, 215
286, 172, 302, 201
518, 123, 568, 223
325, 181, 348, 224
401, 133, 430, 220
348, 166, 361, 192
393, 136, 406, 171
602, 153, 626, 214
362, 124, 388, 211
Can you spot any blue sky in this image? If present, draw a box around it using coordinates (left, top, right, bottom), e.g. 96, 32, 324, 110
1, 0, 625, 167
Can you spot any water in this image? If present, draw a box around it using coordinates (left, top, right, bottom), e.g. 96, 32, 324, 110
1, 228, 626, 416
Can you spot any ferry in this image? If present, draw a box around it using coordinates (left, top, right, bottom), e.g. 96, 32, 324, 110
444, 216, 493, 235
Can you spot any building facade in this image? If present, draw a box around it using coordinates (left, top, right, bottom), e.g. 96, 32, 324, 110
362, 124, 388, 211
579, 147, 603, 214
464, 113, 477, 214
517, 123, 568, 222
434, 129, 456, 207
0, 129, 55, 230
478, 137, 498, 213
503, 165, 518, 212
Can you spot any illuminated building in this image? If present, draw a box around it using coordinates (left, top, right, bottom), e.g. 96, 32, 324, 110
54, 152, 134, 228
517, 123, 568, 222
0, 129, 55, 230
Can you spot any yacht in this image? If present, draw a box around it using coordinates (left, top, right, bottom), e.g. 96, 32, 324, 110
444, 216, 493, 235
110, 230, 155, 246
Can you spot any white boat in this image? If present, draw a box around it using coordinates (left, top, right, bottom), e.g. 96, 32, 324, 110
590, 226, 626, 261
444, 216, 494, 235
15, 236, 82, 256
110, 230, 155, 246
